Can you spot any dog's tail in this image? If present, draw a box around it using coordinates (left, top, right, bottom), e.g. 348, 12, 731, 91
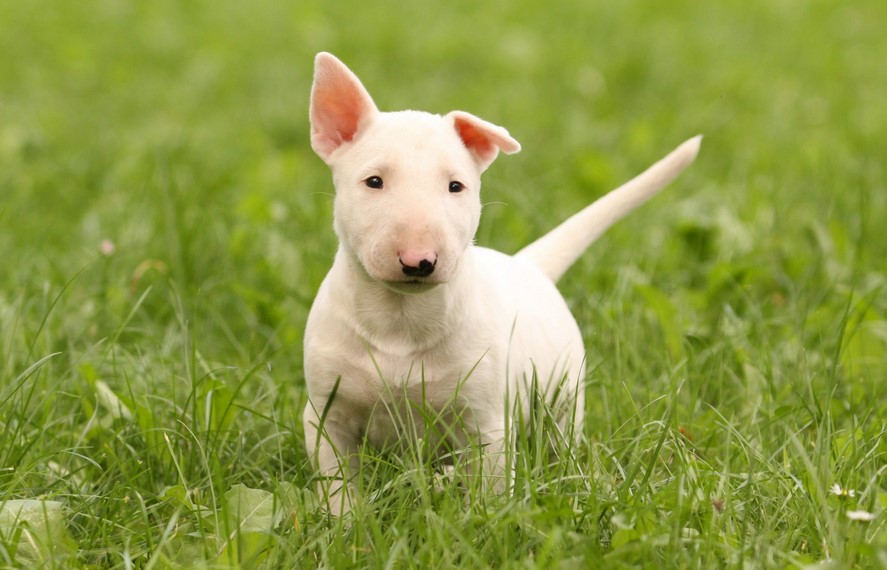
515, 135, 702, 283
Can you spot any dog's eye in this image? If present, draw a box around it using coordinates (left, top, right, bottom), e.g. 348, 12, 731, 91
365, 176, 384, 189
448, 181, 465, 193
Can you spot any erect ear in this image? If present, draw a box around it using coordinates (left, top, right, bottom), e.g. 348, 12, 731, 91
310, 52, 379, 162
447, 111, 521, 172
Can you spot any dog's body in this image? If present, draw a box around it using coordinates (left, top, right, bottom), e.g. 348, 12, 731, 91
303, 52, 700, 514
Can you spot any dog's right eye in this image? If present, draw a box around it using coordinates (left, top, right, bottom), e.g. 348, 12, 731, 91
364, 176, 384, 189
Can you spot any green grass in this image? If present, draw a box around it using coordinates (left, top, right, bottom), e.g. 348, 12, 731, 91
2, 0, 886, 567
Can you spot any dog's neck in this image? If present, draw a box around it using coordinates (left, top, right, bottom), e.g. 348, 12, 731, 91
328, 247, 475, 356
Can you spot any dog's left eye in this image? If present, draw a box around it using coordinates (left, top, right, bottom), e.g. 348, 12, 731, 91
365, 176, 384, 189
448, 181, 465, 193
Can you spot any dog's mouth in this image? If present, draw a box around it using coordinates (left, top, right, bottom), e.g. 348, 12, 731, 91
382, 279, 441, 295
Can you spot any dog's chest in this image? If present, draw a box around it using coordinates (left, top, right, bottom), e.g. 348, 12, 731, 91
319, 329, 503, 447
346, 336, 497, 400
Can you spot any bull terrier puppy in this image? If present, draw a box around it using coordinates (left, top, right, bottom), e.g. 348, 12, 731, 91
303, 52, 701, 514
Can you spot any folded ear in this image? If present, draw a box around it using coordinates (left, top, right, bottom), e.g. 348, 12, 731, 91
447, 111, 521, 172
310, 52, 379, 162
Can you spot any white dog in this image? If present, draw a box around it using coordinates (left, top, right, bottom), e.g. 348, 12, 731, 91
302, 52, 700, 514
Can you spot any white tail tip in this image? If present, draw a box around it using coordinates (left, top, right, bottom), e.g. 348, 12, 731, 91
677, 134, 703, 164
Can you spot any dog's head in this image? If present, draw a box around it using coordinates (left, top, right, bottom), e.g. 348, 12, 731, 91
309, 52, 521, 294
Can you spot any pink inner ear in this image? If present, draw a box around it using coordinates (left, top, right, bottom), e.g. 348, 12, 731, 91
310, 53, 378, 160
454, 119, 497, 163
315, 84, 366, 143
450, 111, 521, 171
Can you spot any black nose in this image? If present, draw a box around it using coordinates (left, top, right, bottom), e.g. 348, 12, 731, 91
400, 258, 436, 277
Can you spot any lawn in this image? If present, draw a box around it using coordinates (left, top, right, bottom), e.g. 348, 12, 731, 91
1, 0, 885, 567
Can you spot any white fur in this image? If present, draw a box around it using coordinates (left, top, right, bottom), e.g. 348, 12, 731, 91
303, 52, 701, 515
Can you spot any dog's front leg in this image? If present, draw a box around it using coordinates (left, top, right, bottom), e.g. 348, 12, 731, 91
462, 412, 510, 498
303, 404, 361, 516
